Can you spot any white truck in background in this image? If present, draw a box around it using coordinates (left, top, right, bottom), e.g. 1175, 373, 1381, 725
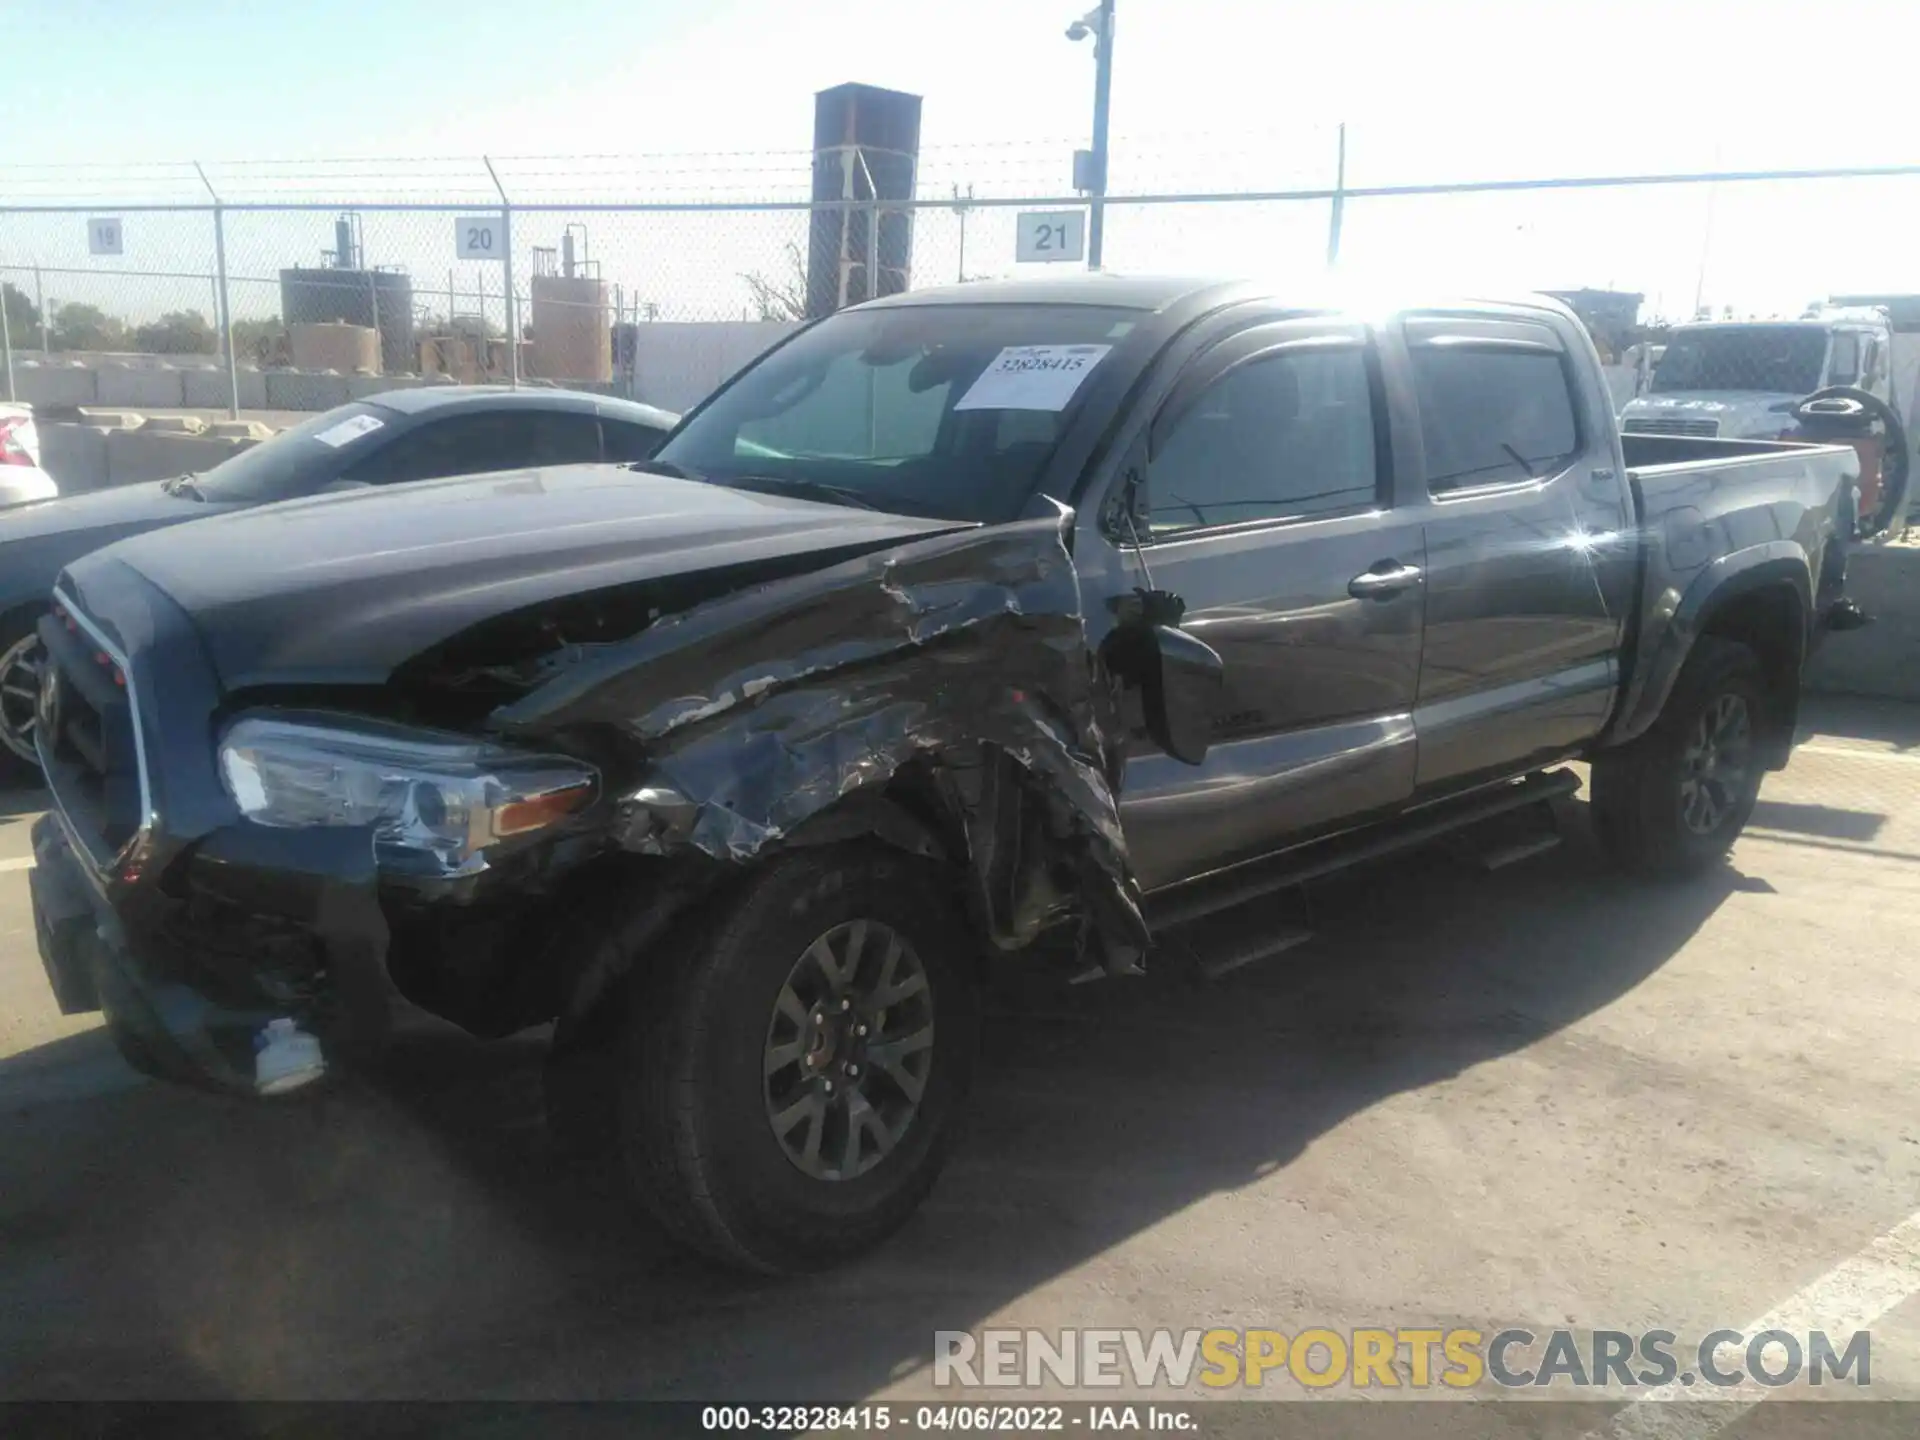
1621, 308, 1899, 441
1623, 307, 1915, 537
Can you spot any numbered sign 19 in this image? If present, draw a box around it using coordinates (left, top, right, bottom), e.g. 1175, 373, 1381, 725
87, 217, 125, 256
1015, 210, 1086, 264
455, 216, 503, 261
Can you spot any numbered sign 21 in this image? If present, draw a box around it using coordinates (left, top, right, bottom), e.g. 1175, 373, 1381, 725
87, 218, 125, 256
1015, 211, 1086, 264
456, 216, 504, 261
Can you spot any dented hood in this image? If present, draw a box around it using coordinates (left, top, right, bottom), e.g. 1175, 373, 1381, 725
77, 464, 966, 691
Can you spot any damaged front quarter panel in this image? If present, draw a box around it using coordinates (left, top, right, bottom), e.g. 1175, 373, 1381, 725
490, 505, 1152, 978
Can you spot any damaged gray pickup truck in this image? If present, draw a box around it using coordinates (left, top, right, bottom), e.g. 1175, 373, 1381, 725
30, 276, 1869, 1272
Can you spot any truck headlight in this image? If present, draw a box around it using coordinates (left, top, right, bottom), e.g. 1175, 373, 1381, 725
218, 714, 597, 876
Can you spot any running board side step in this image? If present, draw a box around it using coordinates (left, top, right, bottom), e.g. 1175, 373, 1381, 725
1145, 768, 1581, 933
1195, 925, 1315, 981
1475, 832, 1562, 871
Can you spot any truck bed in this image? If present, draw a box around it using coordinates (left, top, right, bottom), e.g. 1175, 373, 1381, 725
1620, 433, 1813, 469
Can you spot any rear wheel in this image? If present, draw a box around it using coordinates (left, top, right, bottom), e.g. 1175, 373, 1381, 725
0, 611, 47, 782
1591, 636, 1766, 876
617, 844, 978, 1273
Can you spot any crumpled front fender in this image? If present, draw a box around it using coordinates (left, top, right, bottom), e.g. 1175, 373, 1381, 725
492, 506, 1151, 974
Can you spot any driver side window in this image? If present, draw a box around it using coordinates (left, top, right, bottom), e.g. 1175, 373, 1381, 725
1829, 333, 1862, 388
1148, 347, 1378, 535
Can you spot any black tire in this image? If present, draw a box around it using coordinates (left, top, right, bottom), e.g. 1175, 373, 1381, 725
1590, 636, 1767, 876
617, 843, 979, 1273
0, 608, 46, 785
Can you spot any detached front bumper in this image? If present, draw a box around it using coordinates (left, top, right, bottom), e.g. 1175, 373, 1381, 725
30, 811, 402, 1096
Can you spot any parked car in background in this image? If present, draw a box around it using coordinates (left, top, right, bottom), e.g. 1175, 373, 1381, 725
26, 277, 1863, 1273
0, 404, 58, 511
0, 386, 677, 775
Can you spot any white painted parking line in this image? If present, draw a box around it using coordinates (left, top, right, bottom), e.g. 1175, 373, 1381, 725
1799, 743, 1920, 765
0, 857, 31, 874
1588, 1210, 1920, 1438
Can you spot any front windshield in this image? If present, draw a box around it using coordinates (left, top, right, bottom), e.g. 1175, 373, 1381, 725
1649, 326, 1827, 395
194, 402, 391, 503
653, 303, 1140, 523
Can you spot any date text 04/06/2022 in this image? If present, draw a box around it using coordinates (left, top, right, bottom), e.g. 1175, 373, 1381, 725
699, 1403, 1200, 1432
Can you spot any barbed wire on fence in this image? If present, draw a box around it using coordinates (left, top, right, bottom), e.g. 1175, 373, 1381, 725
4, 140, 1919, 413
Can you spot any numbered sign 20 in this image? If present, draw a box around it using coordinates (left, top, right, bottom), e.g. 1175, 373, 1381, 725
1015, 211, 1086, 264
456, 216, 504, 261
87, 218, 125, 256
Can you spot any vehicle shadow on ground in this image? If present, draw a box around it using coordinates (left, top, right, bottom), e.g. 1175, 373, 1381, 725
0, 798, 1760, 1402
1798, 694, 1920, 752
0, 786, 47, 821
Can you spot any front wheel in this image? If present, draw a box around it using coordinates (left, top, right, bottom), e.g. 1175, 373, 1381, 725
618, 843, 979, 1273
0, 614, 47, 781
1590, 636, 1767, 876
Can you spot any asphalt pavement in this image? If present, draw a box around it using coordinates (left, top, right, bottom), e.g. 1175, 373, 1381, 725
4, 697, 1920, 1431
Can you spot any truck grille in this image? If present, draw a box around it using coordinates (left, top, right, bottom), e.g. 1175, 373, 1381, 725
39, 595, 146, 865
1623, 416, 1720, 438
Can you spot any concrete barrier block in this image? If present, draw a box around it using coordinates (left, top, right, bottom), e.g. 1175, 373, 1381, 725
36, 422, 111, 494
348, 375, 426, 401
1806, 545, 1920, 703
182, 367, 269, 409
76, 409, 146, 430
143, 414, 207, 435
265, 370, 351, 411
208, 420, 276, 441
106, 429, 254, 488
94, 365, 185, 409
16, 366, 97, 407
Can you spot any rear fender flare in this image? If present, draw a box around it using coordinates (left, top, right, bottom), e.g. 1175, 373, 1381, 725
1604, 544, 1810, 751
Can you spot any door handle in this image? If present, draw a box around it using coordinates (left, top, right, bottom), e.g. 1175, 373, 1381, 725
1347, 562, 1423, 600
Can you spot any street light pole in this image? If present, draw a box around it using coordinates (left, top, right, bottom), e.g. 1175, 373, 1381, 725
1087, 0, 1115, 270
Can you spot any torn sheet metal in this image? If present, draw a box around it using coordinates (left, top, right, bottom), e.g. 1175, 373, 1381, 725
492, 507, 1150, 969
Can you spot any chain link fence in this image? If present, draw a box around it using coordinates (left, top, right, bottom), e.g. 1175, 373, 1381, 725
3, 142, 1919, 416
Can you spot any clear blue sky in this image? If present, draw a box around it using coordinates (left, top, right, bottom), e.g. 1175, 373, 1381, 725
4, 0, 1918, 321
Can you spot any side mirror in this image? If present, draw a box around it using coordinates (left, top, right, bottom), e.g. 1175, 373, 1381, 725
1139, 623, 1223, 765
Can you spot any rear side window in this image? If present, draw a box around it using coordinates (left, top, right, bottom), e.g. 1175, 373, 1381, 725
521, 411, 602, 466
1410, 347, 1579, 492
345, 410, 600, 484
603, 418, 670, 462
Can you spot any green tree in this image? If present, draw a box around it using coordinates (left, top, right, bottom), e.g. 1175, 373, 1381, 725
229, 315, 284, 363
132, 309, 217, 355
1, 283, 38, 345
49, 302, 127, 352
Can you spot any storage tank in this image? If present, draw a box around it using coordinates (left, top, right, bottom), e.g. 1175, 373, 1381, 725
279, 267, 414, 374
288, 322, 380, 374
530, 275, 612, 382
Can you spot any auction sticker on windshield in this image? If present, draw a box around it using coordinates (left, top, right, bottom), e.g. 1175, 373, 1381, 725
954, 345, 1112, 412
313, 414, 386, 448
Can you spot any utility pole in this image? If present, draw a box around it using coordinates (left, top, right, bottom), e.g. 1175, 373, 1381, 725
1, 276, 13, 403
951, 184, 975, 282
194, 161, 240, 419
1327, 123, 1347, 267
1067, 2, 1115, 269
1087, 0, 1115, 269
483, 156, 519, 388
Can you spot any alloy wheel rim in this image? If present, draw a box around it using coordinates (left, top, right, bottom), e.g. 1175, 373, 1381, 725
1678, 691, 1753, 836
0, 635, 43, 766
762, 918, 935, 1182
